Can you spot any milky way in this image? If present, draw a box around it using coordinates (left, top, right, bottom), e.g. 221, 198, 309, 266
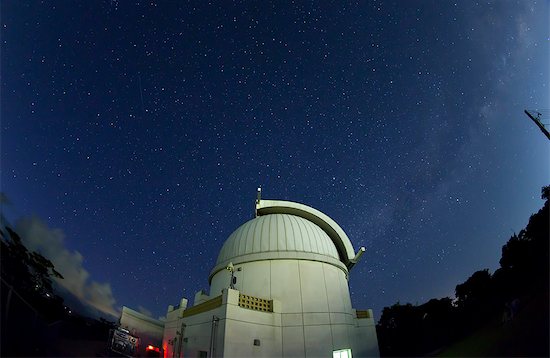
2, 1, 548, 319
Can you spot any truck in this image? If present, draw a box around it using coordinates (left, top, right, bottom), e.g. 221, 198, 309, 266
108, 327, 161, 358
108, 327, 139, 357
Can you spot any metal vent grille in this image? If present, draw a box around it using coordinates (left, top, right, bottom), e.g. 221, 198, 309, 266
238, 294, 273, 312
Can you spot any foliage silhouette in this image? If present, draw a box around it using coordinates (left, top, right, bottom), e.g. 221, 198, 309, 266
1, 226, 66, 321
1, 220, 116, 356
377, 298, 457, 356
376, 186, 549, 357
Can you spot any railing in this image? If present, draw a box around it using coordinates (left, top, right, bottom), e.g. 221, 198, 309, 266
238, 294, 273, 312
180, 292, 274, 318
182, 296, 222, 318
356, 310, 372, 319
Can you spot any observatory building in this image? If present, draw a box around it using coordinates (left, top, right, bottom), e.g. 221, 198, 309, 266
119, 194, 379, 357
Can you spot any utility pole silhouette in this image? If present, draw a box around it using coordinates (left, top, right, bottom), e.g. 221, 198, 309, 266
524, 110, 550, 140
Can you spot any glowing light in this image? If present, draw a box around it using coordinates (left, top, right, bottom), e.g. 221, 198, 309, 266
146, 345, 160, 352
333, 349, 352, 358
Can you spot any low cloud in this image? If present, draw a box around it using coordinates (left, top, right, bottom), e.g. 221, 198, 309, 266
14, 216, 120, 318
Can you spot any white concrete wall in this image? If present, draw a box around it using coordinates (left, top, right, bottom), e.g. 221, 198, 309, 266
222, 288, 282, 358
161, 305, 185, 357
180, 306, 225, 358
207, 260, 379, 357
210, 259, 352, 314
166, 284, 379, 358
210, 269, 230, 298
352, 316, 380, 357
271, 260, 303, 313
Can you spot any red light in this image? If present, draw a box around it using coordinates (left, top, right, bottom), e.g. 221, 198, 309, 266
146, 345, 160, 352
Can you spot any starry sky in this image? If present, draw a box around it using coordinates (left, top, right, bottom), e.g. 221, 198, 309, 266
1, 1, 548, 320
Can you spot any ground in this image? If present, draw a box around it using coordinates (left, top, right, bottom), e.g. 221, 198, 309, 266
437, 292, 549, 357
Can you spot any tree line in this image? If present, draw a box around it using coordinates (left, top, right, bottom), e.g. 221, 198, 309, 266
1, 226, 67, 321
376, 186, 549, 357
1, 223, 115, 356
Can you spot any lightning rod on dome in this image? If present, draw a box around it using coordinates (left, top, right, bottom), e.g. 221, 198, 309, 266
255, 187, 262, 217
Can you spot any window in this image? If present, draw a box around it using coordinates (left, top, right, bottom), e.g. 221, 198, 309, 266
198, 351, 208, 358
333, 348, 352, 358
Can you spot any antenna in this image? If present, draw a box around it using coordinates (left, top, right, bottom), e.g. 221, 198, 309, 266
524, 109, 550, 140
255, 187, 262, 217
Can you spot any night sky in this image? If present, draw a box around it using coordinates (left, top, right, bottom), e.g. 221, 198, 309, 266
1, 1, 548, 320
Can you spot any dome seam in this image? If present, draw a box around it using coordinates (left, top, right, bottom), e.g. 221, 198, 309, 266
214, 214, 341, 266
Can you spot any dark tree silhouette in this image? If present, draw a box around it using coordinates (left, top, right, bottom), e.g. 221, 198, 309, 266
377, 298, 458, 356
28, 251, 64, 294
499, 186, 549, 295
1, 227, 63, 295
455, 269, 493, 307
377, 303, 424, 356
1, 225, 68, 326
376, 186, 549, 357
454, 269, 498, 332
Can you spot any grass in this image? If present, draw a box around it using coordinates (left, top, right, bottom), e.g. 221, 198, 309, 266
438, 319, 506, 357
437, 293, 549, 357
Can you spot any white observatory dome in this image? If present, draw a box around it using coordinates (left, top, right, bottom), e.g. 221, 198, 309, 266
209, 199, 364, 284
215, 213, 340, 265
131, 196, 380, 358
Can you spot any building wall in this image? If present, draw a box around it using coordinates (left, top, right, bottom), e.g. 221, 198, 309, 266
161, 286, 378, 357
162, 305, 186, 358
222, 289, 282, 357
352, 314, 380, 357
209, 260, 378, 357
181, 311, 225, 358
210, 259, 352, 314
119, 306, 164, 356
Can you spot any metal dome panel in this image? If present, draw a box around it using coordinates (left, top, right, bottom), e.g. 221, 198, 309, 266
215, 214, 340, 265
